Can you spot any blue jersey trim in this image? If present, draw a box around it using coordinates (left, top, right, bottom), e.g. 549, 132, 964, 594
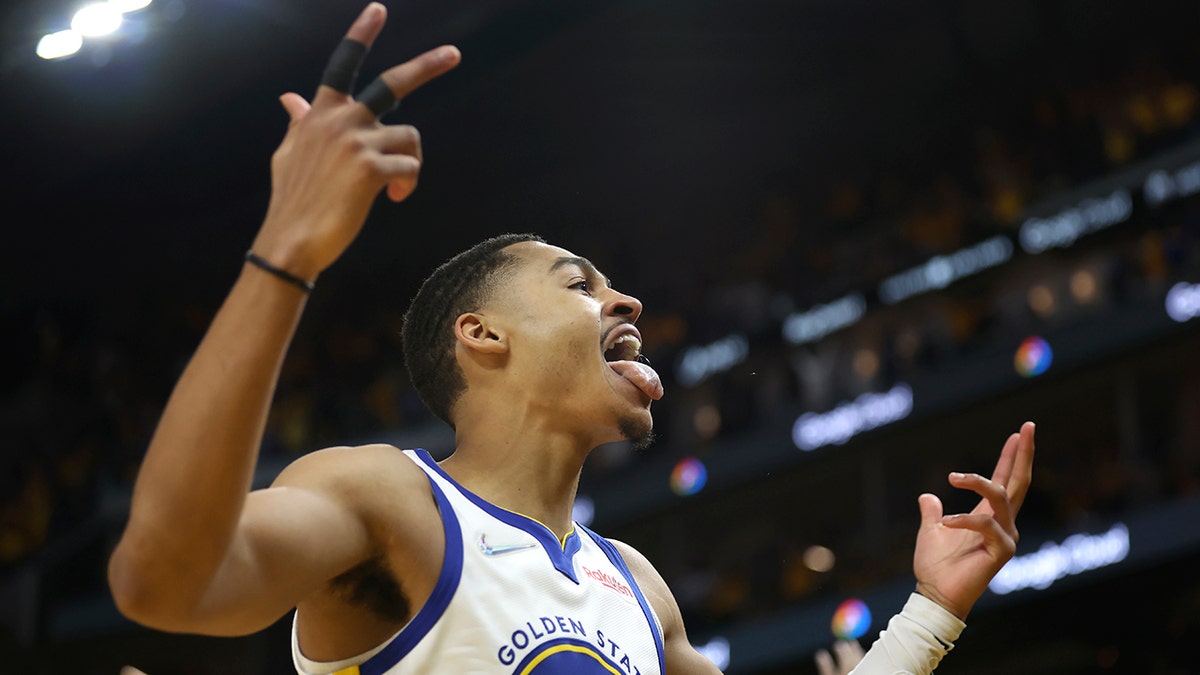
579, 525, 667, 675
413, 449, 582, 584
358, 465, 464, 675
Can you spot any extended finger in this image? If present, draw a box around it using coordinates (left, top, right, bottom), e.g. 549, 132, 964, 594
1005, 421, 1036, 513
989, 432, 1020, 488
353, 45, 461, 118
315, 3, 387, 103
321, 39, 368, 95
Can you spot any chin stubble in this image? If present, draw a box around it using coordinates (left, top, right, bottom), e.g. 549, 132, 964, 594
618, 415, 656, 451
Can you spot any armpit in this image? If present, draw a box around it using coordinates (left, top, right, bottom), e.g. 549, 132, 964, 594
329, 555, 410, 624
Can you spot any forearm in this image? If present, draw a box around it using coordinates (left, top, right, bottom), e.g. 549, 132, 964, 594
852, 593, 965, 675
107, 0, 459, 624
109, 263, 307, 614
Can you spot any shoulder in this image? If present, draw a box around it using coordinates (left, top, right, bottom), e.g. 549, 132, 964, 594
607, 538, 684, 633
270, 444, 436, 525
607, 538, 662, 584
607, 538, 722, 673
272, 444, 426, 487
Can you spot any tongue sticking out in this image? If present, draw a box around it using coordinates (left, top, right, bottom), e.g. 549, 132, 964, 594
609, 360, 664, 401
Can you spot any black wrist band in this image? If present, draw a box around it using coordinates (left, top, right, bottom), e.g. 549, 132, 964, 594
244, 251, 315, 293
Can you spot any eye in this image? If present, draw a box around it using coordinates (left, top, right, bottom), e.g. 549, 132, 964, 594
570, 279, 592, 295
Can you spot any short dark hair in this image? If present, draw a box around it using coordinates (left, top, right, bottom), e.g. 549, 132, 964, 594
401, 232, 545, 427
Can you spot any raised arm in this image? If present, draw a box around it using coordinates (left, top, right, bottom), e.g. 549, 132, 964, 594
850, 421, 1036, 674
618, 424, 1034, 675
106, 3, 460, 634
911, 420, 1036, 619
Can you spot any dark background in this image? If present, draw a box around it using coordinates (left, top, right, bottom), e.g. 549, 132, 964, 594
4, 0, 1200, 673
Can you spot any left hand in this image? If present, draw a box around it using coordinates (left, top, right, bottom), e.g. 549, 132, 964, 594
912, 421, 1036, 619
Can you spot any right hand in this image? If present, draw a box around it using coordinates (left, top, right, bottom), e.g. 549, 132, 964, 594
251, 2, 461, 280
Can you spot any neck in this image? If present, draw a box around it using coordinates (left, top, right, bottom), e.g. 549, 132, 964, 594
440, 420, 594, 542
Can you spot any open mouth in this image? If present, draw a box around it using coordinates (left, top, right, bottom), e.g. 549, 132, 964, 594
602, 331, 664, 401
604, 333, 643, 363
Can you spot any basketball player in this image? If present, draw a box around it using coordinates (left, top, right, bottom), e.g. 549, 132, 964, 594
107, 4, 1036, 673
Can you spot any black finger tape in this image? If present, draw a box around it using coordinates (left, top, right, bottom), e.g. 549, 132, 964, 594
357, 77, 399, 117
320, 38, 368, 94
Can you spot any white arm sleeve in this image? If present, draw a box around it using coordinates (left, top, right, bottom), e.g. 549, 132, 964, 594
850, 593, 966, 675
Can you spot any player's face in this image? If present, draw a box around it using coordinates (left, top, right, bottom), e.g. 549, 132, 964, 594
491, 242, 663, 448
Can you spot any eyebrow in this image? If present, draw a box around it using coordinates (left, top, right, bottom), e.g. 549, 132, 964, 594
549, 256, 612, 288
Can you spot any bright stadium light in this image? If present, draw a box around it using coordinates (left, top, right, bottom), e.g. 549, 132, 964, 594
36, 0, 155, 59
36, 29, 84, 60
110, 0, 153, 13
71, 2, 124, 37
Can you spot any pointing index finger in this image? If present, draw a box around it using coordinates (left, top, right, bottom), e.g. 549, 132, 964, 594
315, 3, 387, 103
344, 2, 387, 43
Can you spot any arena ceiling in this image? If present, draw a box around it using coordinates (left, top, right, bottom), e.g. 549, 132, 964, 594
2, 0, 1192, 312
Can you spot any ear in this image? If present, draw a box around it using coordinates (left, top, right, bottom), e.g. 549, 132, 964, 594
453, 312, 509, 355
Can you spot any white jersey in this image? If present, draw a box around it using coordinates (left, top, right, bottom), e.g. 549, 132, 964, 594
293, 449, 666, 675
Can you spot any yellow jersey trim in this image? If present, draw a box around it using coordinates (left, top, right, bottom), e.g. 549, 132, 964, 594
517, 644, 623, 675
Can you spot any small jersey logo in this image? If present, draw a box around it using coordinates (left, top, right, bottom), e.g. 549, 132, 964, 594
581, 565, 635, 600
478, 533, 538, 557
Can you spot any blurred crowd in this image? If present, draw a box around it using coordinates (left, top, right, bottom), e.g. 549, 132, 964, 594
632, 42, 1200, 633
5, 34, 1200, 654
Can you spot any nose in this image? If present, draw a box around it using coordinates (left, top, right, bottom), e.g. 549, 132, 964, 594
605, 288, 643, 322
